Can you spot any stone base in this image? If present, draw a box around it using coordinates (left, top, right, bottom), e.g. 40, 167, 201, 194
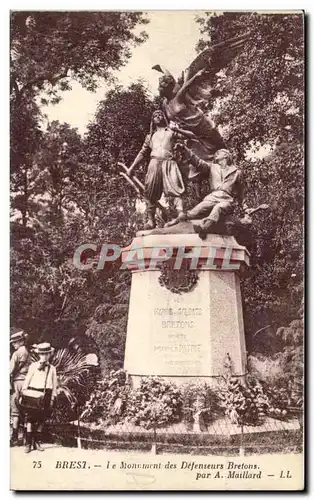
122, 233, 249, 387
136, 220, 254, 248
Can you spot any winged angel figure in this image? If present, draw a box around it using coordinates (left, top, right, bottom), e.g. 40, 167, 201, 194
152, 32, 250, 160
120, 32, 269, 235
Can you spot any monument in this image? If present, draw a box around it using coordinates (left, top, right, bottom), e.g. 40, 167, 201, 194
120, 32, 266, 388
122, 227, 249, 387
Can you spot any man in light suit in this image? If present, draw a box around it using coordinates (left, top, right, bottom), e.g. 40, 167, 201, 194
169, 146, 252, 239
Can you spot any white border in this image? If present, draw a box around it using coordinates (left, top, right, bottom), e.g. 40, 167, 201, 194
1, 2, 311, 498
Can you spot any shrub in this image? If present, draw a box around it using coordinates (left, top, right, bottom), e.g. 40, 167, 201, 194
125, 377, 183, 430
257, 376, 301, 419
218, 374, 293, 426
181, 380, 221, 428
218, 376, 262, 426
276, 318, 303, 411
81, 369, 130, 425
248, 318, 303, 417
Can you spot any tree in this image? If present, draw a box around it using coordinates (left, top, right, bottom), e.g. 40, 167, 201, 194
10, 13, 150, 355
32, 121, 83, 223
10, 83, 156, 371
85, 270, 131, 373
10, 11, 149, 226
196, 12, 304, 350
11, 12, 148, 105
196, 12, 303, 152
10, 98, 42, 227
80, 83, 156, 371
80, 82, 157, 243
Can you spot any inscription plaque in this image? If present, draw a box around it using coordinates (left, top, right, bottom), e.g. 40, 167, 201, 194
124, 271, 211, 377
123, 233, 248, 384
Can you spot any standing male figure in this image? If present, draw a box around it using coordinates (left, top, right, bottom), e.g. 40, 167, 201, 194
128, 110, 192, 229
22, 342, 57, 453
168, 145, 252, 238
10, 328, 31, 446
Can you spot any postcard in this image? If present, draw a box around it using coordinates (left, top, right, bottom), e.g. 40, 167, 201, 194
10, 10, 304, 490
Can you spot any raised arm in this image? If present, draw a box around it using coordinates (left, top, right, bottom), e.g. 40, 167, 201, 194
176, 144, 211, 173
169, 122, 195, 139
175, 69, 205, 103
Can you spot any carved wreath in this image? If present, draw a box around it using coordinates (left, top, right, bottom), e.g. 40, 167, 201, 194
158, 260, 199, 294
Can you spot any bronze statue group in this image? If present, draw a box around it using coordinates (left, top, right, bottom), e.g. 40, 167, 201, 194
125, 33, 256, 237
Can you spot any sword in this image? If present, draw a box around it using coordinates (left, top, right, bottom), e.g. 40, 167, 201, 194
118, 162, 145, 192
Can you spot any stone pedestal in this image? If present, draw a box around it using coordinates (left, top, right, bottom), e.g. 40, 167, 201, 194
121, 228, 249, 387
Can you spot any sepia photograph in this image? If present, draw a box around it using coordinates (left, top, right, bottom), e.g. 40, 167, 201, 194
9, 9, 304, 490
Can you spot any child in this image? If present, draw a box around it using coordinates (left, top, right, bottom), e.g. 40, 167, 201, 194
21, 342, 57, 453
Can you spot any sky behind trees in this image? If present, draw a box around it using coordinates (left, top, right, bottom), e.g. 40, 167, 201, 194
40, 11, 207, 134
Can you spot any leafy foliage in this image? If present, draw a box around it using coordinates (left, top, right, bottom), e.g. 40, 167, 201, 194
196, 12, 304, 349
10, 11, 148, 227
275, 318, 304, 410
125, 377, 183, 430
217, 370, 298, 427
10, 12, 304, 407
218, 376, 261, 426
10, 83, 156, 367
85, 270, 131, 373
257, 377, 299, 420
27, 340, 100, 423
77, 82, 156, 245
52, 345, 98, 407
11, 12, 148, 104
196, 12, 303, 149
81, 369, 130, 425
10, 10, 153, 365
76, 371, 297, 431
181, 380, 221, 426
248, 318, 303, 413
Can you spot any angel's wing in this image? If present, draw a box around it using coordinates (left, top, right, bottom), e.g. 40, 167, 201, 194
186, 32, 251, 80
183, 32, 251, 103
